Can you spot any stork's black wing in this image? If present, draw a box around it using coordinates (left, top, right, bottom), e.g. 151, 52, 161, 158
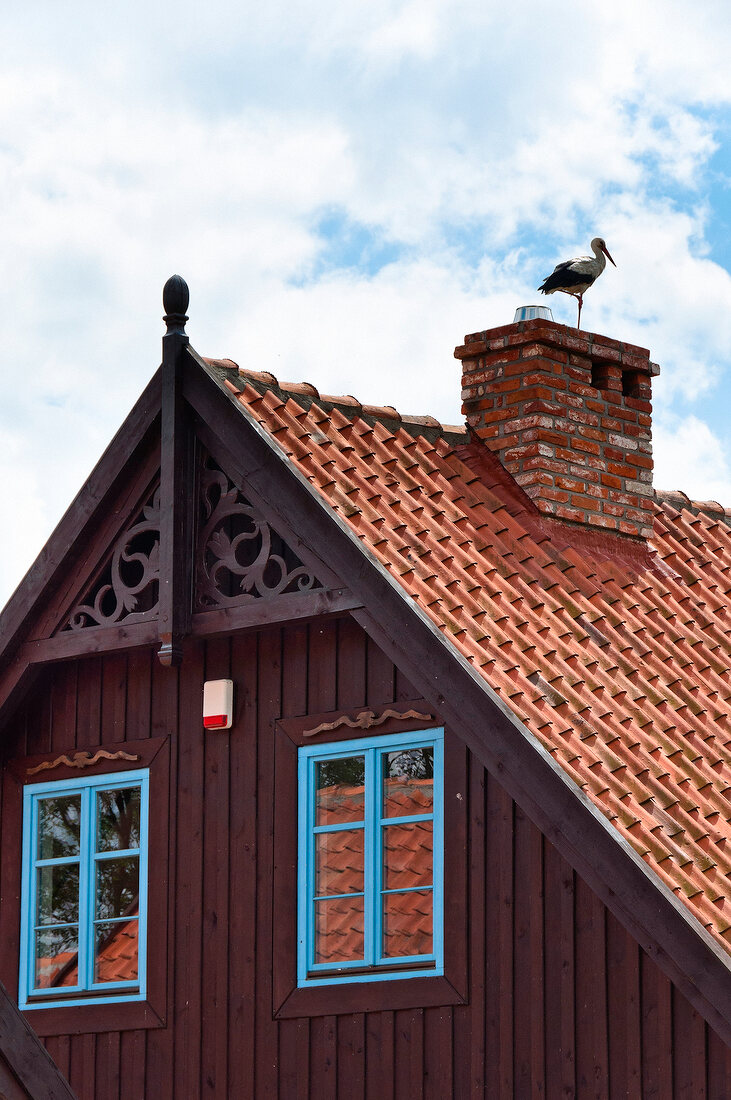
538, 261, 596, 294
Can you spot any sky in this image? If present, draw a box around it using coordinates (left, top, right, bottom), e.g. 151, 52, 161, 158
3, 0, 731, 604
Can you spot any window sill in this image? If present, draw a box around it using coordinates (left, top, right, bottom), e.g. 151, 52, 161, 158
21, 998, 164, 1037
276, 974, 465, 1019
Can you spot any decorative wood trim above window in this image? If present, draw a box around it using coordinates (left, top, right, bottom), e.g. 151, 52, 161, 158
272, 703, 468, 1019
1, 737, 169, 1036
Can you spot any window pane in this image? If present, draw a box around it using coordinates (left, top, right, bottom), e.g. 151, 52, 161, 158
34, 927, 78, 988
36, 864, 80, 925
382, 748, 433, 817
315, 828, 364, 897
383, 821, 433, 891
94, 919, 139, 983
97, 787, 141, 852
382, 890, 433, 958
96, 857, 139, 919
38, 795, 81, 859
314, 895, 365, 964
315, 756, 365, 826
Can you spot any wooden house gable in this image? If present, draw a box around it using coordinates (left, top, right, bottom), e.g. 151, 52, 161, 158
0, 372, 356, 744
1, 280, 731, 1095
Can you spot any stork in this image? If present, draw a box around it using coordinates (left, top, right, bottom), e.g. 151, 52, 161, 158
538, 238, 616, 329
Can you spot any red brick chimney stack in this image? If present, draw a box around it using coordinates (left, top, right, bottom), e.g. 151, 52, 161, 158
456, 319, 659, 540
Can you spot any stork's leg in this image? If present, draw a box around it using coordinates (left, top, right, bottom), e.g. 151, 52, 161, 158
577, 294, 583, 330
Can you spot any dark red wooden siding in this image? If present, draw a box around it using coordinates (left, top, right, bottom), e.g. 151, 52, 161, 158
1, 615, 730, 1098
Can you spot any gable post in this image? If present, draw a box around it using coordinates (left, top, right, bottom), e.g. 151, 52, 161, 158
158, 275, 195, 666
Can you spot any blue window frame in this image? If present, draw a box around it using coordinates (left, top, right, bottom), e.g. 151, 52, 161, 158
297, 728, 443, 987
20, 769, 149, 1010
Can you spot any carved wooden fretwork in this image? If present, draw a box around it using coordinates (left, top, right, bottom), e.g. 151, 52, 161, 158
27, 749, 140, 776
61, 486, 161, 631
303, 708, 434, 738
195, 456, 321, 611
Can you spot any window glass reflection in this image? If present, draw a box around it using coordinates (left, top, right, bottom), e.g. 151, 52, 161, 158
382, 748, 433, 818
38, 795, 81, 859
315, 756, 365, 826
97, 788, 141, 851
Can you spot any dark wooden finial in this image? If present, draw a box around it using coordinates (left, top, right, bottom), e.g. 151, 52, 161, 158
163, 275, 189, 336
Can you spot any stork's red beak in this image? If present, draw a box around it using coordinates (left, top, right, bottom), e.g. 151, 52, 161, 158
602, 244, 616, 267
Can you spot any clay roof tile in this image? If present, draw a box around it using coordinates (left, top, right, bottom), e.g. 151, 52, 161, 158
217, 362, 731, 955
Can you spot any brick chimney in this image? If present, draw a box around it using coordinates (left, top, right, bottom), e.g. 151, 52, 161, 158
456, 319, 659, 540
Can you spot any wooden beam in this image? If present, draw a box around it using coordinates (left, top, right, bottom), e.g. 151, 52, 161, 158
184, 355, 731, 1048
157, 277, 195, 667
191, 588, 362, 638
0, 980, 76, 1099
20, 621, 159, 665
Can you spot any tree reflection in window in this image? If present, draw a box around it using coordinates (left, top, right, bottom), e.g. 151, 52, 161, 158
22, 772, 148, 1005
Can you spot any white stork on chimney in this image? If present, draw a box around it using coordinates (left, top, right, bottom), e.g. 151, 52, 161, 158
538, 238, 616, 329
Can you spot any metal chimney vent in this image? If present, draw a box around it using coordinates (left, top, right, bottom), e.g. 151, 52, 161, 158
513, 304, 554, 322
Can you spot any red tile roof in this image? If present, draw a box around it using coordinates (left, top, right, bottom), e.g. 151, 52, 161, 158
211, 360, 731, 954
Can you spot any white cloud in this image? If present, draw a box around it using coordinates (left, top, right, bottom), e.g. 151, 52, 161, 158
3, 0, 731, 606
654, 414, 731, 502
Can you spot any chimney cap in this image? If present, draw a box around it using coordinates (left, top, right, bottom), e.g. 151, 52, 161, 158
513, 304, 554, 323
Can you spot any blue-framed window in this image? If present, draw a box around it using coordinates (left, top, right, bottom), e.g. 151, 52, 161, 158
20, 769, 149, 1010
297, 728, 443, 987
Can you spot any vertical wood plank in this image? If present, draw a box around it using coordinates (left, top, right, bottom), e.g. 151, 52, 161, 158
513, 806, 545, 1097
278, 1018, 310, 1100
24, 668, 52, 756
306, 622, 338, 1097
45, 1037, 70, 1087
459, 753, 486, 1099
278, 623, 310, 1098
119, 1031, 146, 1100
200, 637, 231, 1099
543, 841, 576, 1099
575, 878, 609, 1099
173, 641, 204, 1099
50, 663, 78, 753
101, 653, 128, 743
672, 988, 707, 1099
706, 1024, 731, 1100
126, 650, 152, 740
75, 656, 102, 748
94, 1031, 120, 1100
254, 628, 283, 1098
485, 775, 513, 1097
337, 1014, 366, 1100
69, 1034, 96, 1100
365, 633, 395, 707
228, 632, 258, 1098
310, 1015, 338, 1099
147, 655, 177, 1094
641, 950, 674, 1098
336, 616, 367, 711
365, 1012, 394, 1100
606, 911, 641, 1100
394, 1009, 424, 1100
423, 1006, 453, 1099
